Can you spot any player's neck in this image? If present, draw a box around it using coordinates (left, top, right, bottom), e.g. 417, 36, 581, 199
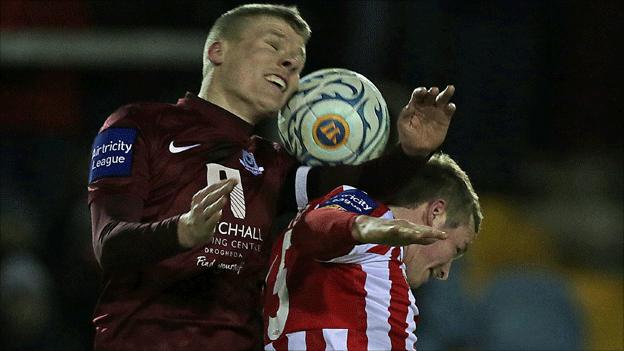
198, 83, 258, 126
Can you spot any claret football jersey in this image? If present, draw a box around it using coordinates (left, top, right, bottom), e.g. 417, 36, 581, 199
263, 186, 419, 351
88, 93, 301, 350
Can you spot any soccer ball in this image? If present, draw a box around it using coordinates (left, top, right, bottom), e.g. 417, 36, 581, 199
278, 68, 390, 166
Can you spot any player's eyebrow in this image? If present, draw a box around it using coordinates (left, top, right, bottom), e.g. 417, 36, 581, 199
266, 29, 286, 38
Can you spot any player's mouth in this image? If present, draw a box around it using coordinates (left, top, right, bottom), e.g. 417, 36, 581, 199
265, 74, 287, 92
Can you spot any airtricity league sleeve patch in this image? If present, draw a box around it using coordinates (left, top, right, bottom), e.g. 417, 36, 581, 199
89, 128, 137, 183
319, 188, 377, 215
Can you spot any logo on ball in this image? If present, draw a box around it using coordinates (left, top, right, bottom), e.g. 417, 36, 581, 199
312, 114, 350, 149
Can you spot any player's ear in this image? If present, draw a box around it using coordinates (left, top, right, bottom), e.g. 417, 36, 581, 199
427, 199, 447, 226
208, 41, 226, 65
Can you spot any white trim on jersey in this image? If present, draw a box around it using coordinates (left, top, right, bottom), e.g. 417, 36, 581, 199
295, 166, 311, 209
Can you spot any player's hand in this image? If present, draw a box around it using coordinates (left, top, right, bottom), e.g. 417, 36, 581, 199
351, 215, 447, 246
177, 178, 237, 248
397, 85, 456, 157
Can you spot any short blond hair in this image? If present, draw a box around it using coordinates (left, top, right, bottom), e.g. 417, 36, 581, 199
202, 3, 311, 80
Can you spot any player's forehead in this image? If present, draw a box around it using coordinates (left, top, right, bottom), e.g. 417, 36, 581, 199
241, 16, 306, 47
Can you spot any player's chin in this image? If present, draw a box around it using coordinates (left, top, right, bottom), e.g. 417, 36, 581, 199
254, 100, 282, 119
407, 274, 428, 289
268, 92, 289, 108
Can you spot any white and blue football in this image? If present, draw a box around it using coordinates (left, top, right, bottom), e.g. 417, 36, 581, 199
278, 68, 390, 166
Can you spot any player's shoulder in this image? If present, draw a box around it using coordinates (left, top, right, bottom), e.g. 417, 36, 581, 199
316, 185, 383, 216
249, 135, 290, 153
248, 135, 298, 170
101, 101, 188, 131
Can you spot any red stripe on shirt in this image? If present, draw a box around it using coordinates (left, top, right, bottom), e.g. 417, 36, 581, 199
347, 328, 368, 351
366, 245, 391, 255
346, 264, 369, 350
306, 329, 326, 350
388, 247, 410, 350
273, 335, 288, 351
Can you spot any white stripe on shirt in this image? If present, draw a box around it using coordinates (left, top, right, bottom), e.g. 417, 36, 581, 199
323, 328, 348, 350
287, 330, 307, 350
362, 261, 392, 350
405, 288, 418, 350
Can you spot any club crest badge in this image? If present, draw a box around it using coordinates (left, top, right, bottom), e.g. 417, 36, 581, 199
240, 149, 264, 176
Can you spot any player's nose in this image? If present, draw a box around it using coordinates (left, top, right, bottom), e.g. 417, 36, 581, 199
433, 262, 452, 281
280, 54, 301, 73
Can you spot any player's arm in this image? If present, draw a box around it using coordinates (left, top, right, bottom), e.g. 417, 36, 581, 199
292, 187, 447, 260
91, 193, 182, 272
293, 207, 446, 260
351, 215, 446, 246
91, 179, 235, 272
303, 85, 455, 204
88, 107, 235, 272
291, 207, 359, 260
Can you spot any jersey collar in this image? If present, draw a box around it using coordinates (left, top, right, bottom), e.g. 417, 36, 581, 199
178, 92, 254, 141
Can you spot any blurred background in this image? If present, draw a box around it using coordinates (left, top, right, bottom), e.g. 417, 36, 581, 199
1, 0, 621, 350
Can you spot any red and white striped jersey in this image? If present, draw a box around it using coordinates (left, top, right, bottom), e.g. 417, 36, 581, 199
263, 186, 419, 350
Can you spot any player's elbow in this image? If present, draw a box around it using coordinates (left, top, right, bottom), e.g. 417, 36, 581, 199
96, 222, 126, 272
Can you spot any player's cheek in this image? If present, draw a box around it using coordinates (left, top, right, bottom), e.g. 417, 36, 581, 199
440, 247, 457, 265
405, 263, 426, 287
427, 245, 454, 268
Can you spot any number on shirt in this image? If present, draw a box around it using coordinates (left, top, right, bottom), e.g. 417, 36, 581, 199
206, 163, 245, 219
267, 228, 293, 340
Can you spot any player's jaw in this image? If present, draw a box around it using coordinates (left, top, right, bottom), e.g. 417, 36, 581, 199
253, 69, 299, 117
404, 243, 455, 289
409, 261, 451, 289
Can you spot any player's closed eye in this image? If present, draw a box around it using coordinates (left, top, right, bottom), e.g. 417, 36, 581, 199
454, 246, 467, 260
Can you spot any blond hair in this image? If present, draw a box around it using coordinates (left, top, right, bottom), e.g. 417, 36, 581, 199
202, 3, 311, 80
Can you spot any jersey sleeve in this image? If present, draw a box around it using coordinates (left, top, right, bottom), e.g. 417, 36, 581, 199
88, 105, 152, 203
87, 106, 185, 272
90, 193, 185, 272
290, 186, 379, 260
302, 144, 429, 205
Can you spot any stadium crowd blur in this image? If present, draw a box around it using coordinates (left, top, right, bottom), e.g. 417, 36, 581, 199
1, 1, 621, 350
